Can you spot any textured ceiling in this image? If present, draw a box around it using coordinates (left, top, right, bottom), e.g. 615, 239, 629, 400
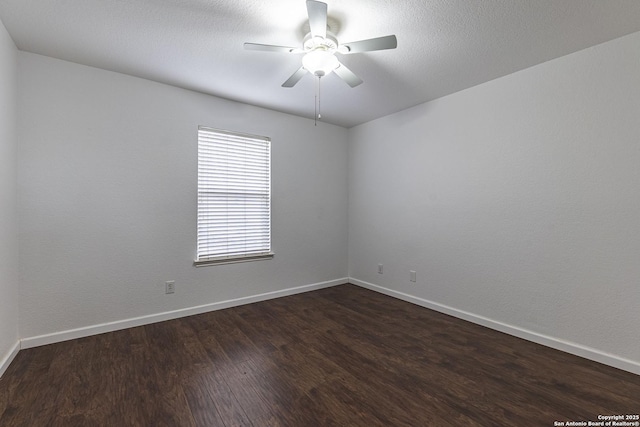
2, 0, 640, 128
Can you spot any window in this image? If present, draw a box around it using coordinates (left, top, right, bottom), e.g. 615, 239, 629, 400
195, 126, 273, 265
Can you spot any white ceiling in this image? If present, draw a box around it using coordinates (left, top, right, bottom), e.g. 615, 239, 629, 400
2, 0, 640, 128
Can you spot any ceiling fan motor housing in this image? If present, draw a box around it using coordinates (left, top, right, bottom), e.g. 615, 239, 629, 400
303, 31, 339, 52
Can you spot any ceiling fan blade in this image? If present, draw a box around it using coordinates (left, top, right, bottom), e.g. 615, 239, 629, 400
306, 0, 327, 39
341, 35, 398, 54
333, 62, 363, 88
244, 43, 301, 53
282, 66, 307, 88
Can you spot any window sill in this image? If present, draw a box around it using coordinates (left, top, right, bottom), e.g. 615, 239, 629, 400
194, 252, 274, 267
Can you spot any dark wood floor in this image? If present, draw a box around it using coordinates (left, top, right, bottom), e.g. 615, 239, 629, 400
1, 284, 638, 426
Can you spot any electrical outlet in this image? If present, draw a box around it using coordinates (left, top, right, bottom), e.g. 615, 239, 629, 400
165, 280, 175, 294
410, 271, 416, 283
378, 264, 383, 274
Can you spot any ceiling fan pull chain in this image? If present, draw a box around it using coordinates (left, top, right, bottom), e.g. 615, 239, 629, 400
318, 75, 322, 121
314, 75, 322, 126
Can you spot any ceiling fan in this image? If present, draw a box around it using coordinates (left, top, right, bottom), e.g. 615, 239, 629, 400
244, 0, 398, 88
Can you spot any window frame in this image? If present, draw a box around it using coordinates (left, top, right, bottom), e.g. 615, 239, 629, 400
194, 126, 273, 267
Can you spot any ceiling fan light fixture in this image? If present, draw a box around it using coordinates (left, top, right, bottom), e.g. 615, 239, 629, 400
302, 50, 339, 77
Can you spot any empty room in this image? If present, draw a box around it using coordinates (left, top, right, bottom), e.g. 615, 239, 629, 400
1, 0, 640, 425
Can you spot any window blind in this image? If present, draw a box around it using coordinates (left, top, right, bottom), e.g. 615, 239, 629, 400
196, 126, 272, 265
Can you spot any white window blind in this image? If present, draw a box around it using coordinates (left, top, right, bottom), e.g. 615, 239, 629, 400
196, 126, 272, 265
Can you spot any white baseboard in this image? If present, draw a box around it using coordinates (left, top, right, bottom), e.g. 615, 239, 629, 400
0, 340, 20, 378
21, 278, 348, 350
350, 278, 640, 376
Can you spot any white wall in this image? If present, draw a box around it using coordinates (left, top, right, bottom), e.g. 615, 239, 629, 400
348, 31, 640, 373
17, 52, 348, 341
0, 17, 19, 376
